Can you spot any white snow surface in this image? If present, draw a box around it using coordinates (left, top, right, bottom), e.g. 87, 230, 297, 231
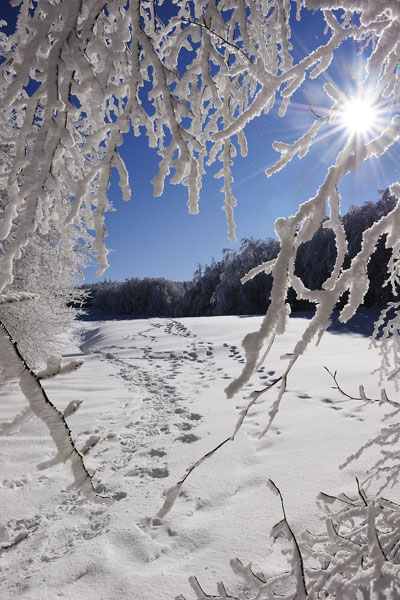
0, 311, 397, 599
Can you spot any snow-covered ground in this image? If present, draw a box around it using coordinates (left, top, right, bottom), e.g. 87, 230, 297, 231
0, 311, 397, 599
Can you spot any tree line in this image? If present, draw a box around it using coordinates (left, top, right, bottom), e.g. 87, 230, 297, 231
82, 189, 397, 318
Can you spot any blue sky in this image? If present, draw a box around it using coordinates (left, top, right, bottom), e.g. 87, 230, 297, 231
2, 2, 399, 283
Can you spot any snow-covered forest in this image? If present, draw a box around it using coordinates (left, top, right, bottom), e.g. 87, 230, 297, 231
83, 190, 398, 317
2, 0, 400, 597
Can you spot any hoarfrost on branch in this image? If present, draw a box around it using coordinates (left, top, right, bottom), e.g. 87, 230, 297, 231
1, 0, 400, 393
2, 0, 400, 593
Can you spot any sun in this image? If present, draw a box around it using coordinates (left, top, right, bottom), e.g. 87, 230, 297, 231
340, 94, 378, 136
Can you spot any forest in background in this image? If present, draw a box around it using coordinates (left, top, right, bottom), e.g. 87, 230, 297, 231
81, 189, 397, 318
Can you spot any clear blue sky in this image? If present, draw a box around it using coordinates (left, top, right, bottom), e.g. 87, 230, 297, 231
2, 2, 399, 283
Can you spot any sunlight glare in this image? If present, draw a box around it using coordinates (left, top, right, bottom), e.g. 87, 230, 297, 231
340, 95, 377, 135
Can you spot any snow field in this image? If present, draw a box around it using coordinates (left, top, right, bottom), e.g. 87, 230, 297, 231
0, 312, 395, 599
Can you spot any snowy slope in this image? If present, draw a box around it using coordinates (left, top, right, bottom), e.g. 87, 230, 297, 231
0, 312, 396, 599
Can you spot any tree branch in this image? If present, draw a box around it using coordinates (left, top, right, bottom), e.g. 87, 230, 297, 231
0, 319, 111, 503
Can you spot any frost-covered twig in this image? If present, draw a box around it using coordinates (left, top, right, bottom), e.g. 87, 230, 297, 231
340, 414, 400, 494
157, 436, 231, 519
181, 17, 253, 65
180, 479, 308, 599
324, 367, 400, 492
181, 482, 400, 598
268, 479, 308, 599
231, 372, 283, 440
63, 399, 84, 419
0, 292, 39, 304
324, 366, 400, 408
0, 390, 83, 437
177, 576, 239, 600
36, 355, 84, 380
229, 178, 400, 401
266, 116, 328, 177
304, 485, 400, 596
371, 302, 400, 385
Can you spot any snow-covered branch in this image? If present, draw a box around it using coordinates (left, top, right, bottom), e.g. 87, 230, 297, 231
324, 366, 400, 409
2, 0, 392, 286
36, 355, 84, 380
0, 319, 109, 502
181, 480, 400, 598
0, 292, 39, 304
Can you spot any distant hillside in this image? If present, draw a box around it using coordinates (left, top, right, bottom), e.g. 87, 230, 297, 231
81, 189, 398, 317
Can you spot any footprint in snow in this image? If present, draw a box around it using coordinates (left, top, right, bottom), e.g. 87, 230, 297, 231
1, 478, 28, 489
188, 412, 201, 421
175, 433, 199, 444
124, 466, 169, 479
149, 448, 167, 457
321, 397, 342, 410
174, 422, 192, 431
